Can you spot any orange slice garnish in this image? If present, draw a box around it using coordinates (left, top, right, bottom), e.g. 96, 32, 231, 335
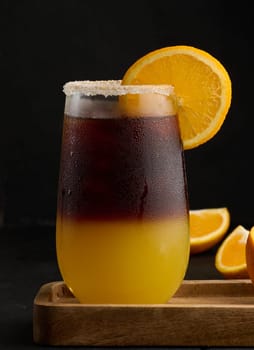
122, 45, 232, 150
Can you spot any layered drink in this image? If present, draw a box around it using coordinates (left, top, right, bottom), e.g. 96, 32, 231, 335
56, 81, 189, 303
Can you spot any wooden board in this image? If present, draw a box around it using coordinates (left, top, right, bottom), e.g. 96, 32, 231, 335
33, 279, 254, 346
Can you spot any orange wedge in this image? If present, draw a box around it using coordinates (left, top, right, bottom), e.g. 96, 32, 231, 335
189, 208, 230, 254
215, 225, 249, 278
122, 45, 232, 150
246, 227, 254, 283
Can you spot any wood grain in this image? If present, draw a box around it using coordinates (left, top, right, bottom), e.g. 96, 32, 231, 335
33, 280, 254, 346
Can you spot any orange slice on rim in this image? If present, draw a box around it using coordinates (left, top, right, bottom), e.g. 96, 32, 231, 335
122, 45, 232, 149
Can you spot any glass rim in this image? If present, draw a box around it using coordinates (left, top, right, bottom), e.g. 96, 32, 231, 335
63, 80, 175, 97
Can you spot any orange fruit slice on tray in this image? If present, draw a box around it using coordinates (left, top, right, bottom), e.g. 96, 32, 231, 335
122, 45, 232, 150
215, 225, 249, 278
246, 227, 254, 283
189, 208, 230, 254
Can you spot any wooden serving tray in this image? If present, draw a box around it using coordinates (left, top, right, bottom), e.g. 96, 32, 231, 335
33, 279, 254, 346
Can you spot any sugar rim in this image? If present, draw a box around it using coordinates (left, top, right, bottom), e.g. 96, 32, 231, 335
63, 80, 175, 97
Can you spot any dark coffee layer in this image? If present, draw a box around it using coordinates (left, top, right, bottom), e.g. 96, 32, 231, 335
57, 115, 188, 221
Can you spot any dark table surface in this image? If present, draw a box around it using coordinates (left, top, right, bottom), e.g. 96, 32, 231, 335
0, 224, 252, 349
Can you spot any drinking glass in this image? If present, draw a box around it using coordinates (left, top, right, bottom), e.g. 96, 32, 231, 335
56, 80, 189, 304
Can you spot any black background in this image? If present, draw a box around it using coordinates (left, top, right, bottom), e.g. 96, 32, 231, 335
1, 0, 252, 228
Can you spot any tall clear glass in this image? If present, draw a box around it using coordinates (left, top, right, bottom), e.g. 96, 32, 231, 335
56, 80, 189, 304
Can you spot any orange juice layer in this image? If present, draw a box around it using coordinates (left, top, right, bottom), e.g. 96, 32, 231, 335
56, 216, 189, 304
